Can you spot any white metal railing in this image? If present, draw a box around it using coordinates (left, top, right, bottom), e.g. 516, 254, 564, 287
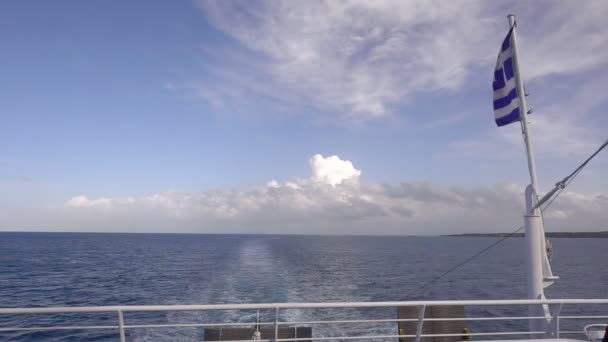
1, 299, 607, 341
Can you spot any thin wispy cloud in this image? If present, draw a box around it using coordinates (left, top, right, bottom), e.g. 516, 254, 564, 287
515, 1, 608, 80
198, 1, 493, 120
442, 70, 608, 161
192, 1, 608, 122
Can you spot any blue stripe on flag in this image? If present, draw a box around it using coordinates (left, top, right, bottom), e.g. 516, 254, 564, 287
495, 107, 520, 126
504, 57, 514, 80
493, 68, 505, 91
493, 88, 518, 110
501, 30, 512, 52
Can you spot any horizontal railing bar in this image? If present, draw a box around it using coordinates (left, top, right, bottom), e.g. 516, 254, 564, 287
273, 331, 547, 342
0, 325, 117, 332
0, 317, 557, 333
0, 316, 562, 331
189, 340, 273, 342
2, 298, 607, 315
278, 336, 419, 342
560, 315, 608, 319
277, 335, 414, 341
0, 324, 572, 339
278, 318, 419, 325
125, 321, 275, 329
0, 327, 549, 341
0, 298, 605, 339
0, 319, 557, 331
426, 316, 551, 321
280, 315, 552, 326
421, 331, 545, 337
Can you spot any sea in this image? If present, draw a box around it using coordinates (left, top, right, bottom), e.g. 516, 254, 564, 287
0, 233, 606, 341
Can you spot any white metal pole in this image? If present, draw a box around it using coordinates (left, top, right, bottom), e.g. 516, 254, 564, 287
525, 185, 545, 300
508, 15, 540, 199
508, 14, 547, 336
118, 310, 126, 342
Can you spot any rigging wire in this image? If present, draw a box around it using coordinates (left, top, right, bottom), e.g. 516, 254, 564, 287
403, 138, 608, 299
539, 139, 607, 217
402, 225, 525, 299
540, 166, 583, 217
561, 139, 608, 183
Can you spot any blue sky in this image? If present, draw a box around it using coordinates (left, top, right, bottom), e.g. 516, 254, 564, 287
1, 1, 607, 234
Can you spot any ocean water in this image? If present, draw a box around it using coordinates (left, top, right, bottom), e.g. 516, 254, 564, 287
0, 233, 606, 341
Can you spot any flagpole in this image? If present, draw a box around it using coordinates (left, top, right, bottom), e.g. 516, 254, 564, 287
507, 14, 549, 336
508, 15, 540, 198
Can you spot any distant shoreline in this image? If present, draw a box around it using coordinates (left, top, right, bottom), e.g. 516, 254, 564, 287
0, 230, 607, 238
448, 231, 608, 238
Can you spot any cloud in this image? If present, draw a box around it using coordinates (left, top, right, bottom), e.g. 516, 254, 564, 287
441, 71, 608, 160
440, 117, 601, 161
310, 154, 361, 186
515, 1, 608, 80
197, 0, 491, 119
66, 195, 114, 209
46, 155, 608, 235
191, 1, 608, 121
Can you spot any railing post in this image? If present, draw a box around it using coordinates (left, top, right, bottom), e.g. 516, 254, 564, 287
415, 305, 426, 342
274, 307, 279, 342
549, 303, 563, 338
118, 310, 126, 342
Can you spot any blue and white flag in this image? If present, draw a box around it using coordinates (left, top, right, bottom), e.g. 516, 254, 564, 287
492, 28, 520, 127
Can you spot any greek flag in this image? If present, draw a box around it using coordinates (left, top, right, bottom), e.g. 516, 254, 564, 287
493, 28, 520, 127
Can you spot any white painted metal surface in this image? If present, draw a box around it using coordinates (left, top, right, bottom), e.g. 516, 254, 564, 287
1, 299, 606, 341
525, 184, 551, 335
507, 14, 557, 336
507, 15, 539, 196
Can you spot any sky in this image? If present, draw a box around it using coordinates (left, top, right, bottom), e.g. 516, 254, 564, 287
1, 1, 607, 235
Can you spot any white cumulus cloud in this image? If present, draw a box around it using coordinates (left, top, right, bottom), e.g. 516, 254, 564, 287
310, 154, 361, 186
